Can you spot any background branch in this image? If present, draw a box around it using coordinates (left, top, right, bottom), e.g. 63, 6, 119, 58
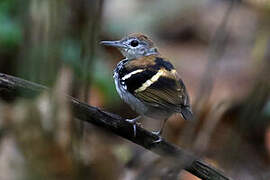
0, 73, 232, 180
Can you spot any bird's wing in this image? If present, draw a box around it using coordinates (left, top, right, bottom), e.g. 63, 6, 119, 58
134, 69, 190, 111
124, 55, 190, 111
120, 55, 191, 117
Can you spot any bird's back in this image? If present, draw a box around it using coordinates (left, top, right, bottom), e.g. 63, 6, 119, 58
116, 54, 192, 120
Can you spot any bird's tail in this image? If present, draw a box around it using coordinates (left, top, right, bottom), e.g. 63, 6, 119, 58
180, 106, 193, 120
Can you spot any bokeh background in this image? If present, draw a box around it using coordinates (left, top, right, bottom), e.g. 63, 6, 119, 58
0, 0, 270, 179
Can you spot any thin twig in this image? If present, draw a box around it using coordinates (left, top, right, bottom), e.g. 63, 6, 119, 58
82, 0, 104, 102
194, 0, 236, 108
181, 0, 236, 153
0, 73, 232, 180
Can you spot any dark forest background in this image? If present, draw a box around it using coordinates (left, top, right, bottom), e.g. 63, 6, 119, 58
0, 0, 270, 179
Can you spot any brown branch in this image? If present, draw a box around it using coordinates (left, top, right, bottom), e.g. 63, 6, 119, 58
0, 73, 232, 180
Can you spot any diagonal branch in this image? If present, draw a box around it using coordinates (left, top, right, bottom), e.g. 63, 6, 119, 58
0, 73, 232, 180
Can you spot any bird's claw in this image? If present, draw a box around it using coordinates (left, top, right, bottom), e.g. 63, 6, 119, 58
151, 130, 163, 143
152, 130, 162, 136
126, 118, 139, 137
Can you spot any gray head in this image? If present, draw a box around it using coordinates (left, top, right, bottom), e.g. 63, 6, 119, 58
100, 33, 159, 59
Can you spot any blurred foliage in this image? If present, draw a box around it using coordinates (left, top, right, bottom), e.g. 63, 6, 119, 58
61, 39, 118, 104
264, 101, 270, 116
0, 0, 22, 51
0, 14, 22, 49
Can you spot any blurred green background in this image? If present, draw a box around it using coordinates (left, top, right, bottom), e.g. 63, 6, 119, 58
0, 0, 270, 179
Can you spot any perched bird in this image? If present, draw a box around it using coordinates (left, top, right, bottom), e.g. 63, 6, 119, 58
101, 33, 192, 140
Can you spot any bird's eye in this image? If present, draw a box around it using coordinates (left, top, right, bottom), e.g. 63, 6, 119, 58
130, 40, 139, 47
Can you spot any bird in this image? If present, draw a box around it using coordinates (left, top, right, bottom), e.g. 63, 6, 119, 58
100, 33, 192, 141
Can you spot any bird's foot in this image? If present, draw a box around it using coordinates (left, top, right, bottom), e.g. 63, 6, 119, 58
152, 130, 162, 136
151, 130, 163, 143
126, 116, 141, 137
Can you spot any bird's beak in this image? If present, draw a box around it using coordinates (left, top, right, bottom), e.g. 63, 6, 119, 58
100, 40, 126, 48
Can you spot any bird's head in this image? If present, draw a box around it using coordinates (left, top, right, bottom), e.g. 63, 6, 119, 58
101, 33, 159, 59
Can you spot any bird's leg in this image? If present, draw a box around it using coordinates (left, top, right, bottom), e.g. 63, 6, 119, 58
152, 118, 168, 136
152, 118, 168, 143
126, 116, 141, 137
